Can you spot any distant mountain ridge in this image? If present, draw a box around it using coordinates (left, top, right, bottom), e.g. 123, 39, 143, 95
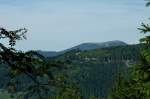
37, 51, 59, 58
38, 40, 127, 57
67, 40, 127, 51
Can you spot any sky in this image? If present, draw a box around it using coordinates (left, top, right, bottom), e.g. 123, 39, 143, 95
0, 0, 150, 51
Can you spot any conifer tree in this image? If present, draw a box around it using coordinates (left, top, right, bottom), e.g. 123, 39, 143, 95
108, 1, 150, 99
0, 27, 71, 99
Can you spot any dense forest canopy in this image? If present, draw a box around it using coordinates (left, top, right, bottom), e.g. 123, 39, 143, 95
0, 28, 79, 99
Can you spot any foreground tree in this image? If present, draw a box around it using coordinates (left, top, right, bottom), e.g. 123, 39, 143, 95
108, 1, 150, 99
0, 27, 76, 99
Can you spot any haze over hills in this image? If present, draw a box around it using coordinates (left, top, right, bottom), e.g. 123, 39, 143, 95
38, 40, 128, 57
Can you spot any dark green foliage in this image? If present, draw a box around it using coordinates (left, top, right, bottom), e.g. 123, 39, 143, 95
0, 28, 76, 99
146, 0, 150, 7
76, 62, 126, 98
0, 27, 144, 99
108, 73, 142, 99
55, 44, 141, 62
108, 50, 150, 99
50, 44, 141, 98
108, 1, 150, 99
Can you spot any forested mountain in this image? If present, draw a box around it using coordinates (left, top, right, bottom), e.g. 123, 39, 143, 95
0, 0, 149, 98
37, 50, 59, 57
38, 40, 127, 57
63, 40, 127, 52
0, 42, 143, 98
47, 44, 142, 98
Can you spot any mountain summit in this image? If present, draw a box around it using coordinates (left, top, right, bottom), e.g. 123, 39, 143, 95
67, 40, 127, 51
38, 40, 127, 57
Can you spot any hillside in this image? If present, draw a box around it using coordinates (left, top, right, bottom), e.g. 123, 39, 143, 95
38, 40, 127, 57
0, 43, 142, 98
50, 44, 141, 98
66, 40, 127, 51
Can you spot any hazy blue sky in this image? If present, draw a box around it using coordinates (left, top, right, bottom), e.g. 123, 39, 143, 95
0, 0, 149, 51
